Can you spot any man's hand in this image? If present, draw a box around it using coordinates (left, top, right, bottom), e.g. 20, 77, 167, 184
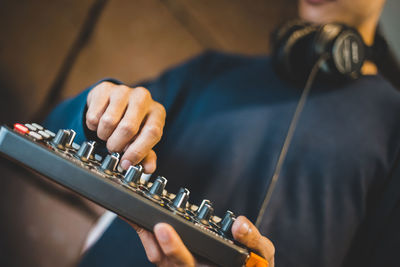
129, 216, 275, 267
86, 81, 166, 173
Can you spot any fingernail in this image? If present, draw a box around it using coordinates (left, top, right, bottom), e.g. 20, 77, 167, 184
121, 160, 131, 170
239, 222, 250, 236
156, 224, 170, 243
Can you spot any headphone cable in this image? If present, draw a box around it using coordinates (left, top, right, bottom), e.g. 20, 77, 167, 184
255, 53, 329, 228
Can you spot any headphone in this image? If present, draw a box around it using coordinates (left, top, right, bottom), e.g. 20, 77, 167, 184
271, 20, 376, 86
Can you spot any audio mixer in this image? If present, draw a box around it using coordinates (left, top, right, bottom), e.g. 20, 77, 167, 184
0, 123, 268, 267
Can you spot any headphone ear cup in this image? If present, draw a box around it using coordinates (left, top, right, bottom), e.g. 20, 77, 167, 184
271, 20, 311, 46
271, 21, 317, 85
272, 20, 369, 87
315, 23, 366, 80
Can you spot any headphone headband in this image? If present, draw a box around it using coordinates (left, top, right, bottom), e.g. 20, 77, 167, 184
271, 20, 372, 86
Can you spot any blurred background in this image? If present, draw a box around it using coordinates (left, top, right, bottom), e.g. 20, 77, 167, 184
0, 0, 398, 266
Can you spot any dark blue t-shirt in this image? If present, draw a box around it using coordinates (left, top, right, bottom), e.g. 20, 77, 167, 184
45, 51, 400, 267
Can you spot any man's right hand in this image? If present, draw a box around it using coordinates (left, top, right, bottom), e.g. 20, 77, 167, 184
86, 81, 166, 174
128, 215, 275, 267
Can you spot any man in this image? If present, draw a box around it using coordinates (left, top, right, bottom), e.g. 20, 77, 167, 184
45, 0, 400, 266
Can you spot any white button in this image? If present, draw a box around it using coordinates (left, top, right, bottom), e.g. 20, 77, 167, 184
44, 129, 56, 137
72, 142, 80, 150
211, 216, 222, 224
38, 130, 50, 139
25, 124, 37, 131
117, 164, 124, 173
94, 154, 102, 162
32, 123, 44, 130
190, 204, 199, 212
29, 131, 43, 140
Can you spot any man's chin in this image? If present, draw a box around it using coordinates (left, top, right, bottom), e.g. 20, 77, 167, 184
299, 0, 341, 25
303, 0, 336, 6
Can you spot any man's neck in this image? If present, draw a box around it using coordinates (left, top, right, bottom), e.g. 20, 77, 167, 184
362, 60, 378, 75
357, 16, 381, 75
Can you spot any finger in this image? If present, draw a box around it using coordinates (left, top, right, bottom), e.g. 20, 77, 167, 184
128, 221, 164, 265
154, 223, 195, 266
130, 149, 156, 174
97, 86, 131, 140
86, 82, 114, 131
106, 88, 150, 152
120, 103, 165, 168
232, 216, 275, 264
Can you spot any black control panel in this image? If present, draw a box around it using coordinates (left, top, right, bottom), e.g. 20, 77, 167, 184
0, 123, 251, 266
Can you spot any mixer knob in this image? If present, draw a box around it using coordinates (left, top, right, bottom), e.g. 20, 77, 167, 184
52, 129, 70, 149
123, 165, 143, 185
75, 141, 96, 161
147, 176, 167, 200
198, 199, 212, 213
219, 211, 235, 238
100, 152, 120, 174
170, 188, 190, 213
65, 130, 76, 148
196, 200, 214, 225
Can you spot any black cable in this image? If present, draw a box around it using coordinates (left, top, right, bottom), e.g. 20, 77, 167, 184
255, 54, 329, 228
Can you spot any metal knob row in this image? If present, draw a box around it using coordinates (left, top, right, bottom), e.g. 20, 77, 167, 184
75, 141, 96, 161
147, 176, 168, 200
170, 188, 190, 213
50, 131, 237, 239
219, 211, 235, 238
123, 165, 143, 185
196, 200, 214, 225
52, 129, 76, 149
100, 152, 120, 174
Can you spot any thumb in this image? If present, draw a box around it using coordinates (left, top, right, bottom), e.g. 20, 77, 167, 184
232, 216, 275, 266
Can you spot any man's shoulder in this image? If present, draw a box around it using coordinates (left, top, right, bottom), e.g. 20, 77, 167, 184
186, 50, 268, 65
145, 50, 274, 108
171, 50, 271, 79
